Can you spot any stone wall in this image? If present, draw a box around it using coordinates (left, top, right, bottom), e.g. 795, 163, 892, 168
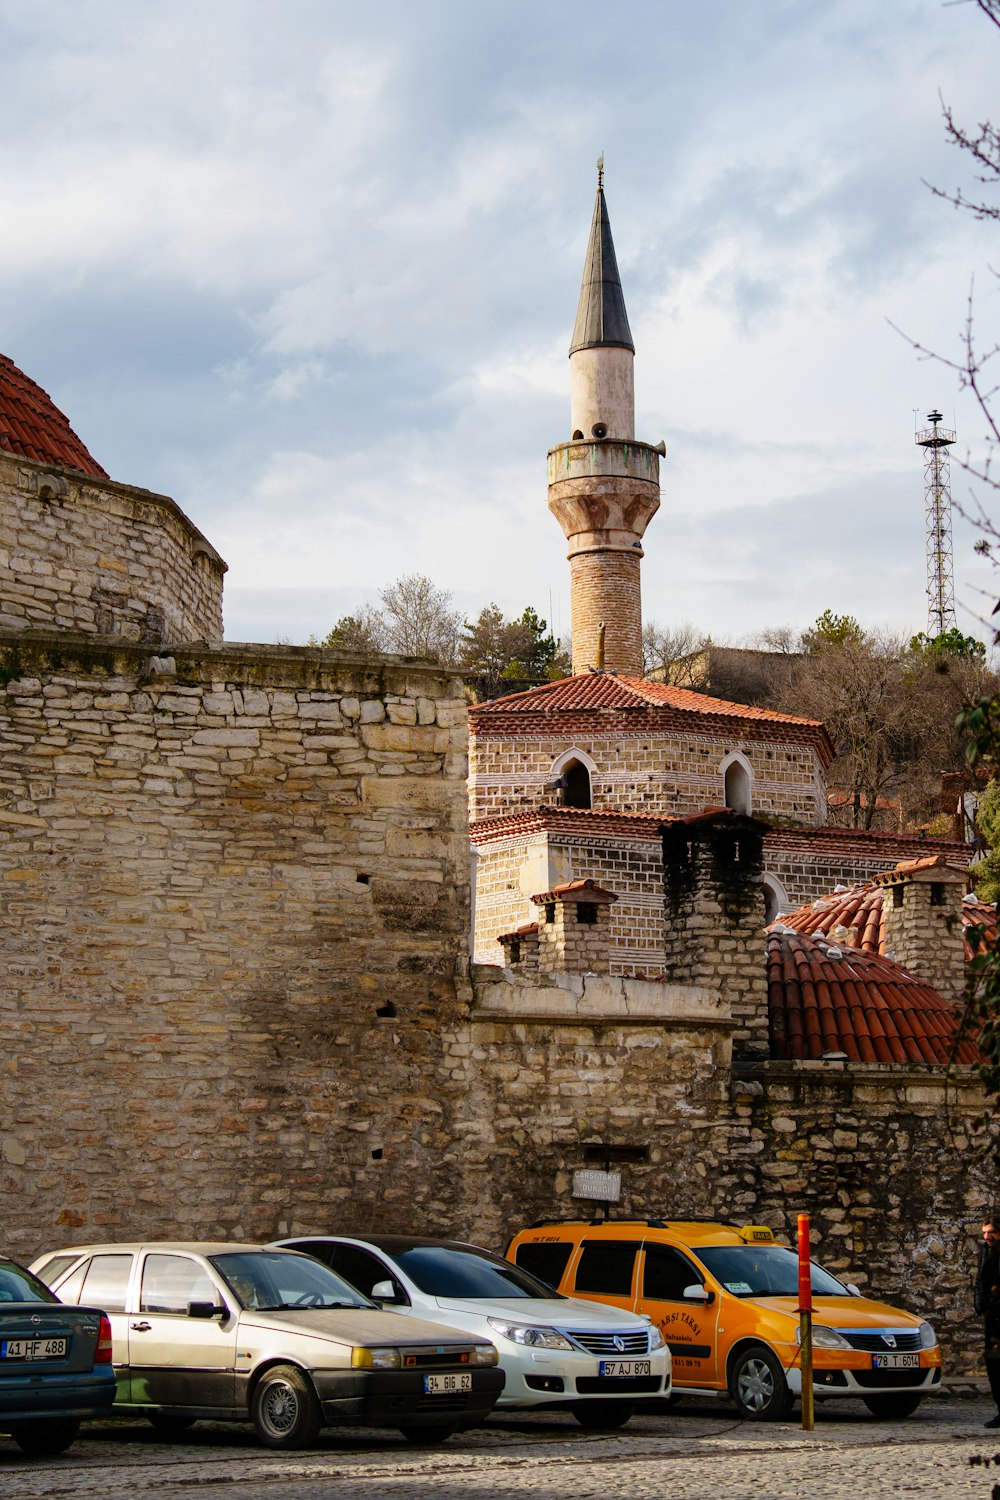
0, 452, 226, 644
471, 827, 665, 973
0, 633, 472, 1259
469, 725, 825, 826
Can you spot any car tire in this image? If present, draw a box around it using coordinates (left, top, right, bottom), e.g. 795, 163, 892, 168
862, 1393, 923, 1419
11, 1418, 80, 1456
569, 1401, 635, 1430
729, 1344, 795, 1420
147, 1412, 198, 1437
251, 1364, 323, 1450
397, 1424, 458, 1444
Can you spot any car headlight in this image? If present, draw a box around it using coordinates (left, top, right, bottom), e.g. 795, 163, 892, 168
918, 1321, 938, 1350
487, 1318, 574, 1351
647, 1324, 666, 1352
352, 1346, 402, 1369
470, 1344, 500, 1366
795, 1324, 851, 1350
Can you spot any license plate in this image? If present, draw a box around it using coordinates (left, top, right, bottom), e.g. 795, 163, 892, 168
872, 1353, 919, 1369
422, 1372, 473, 1394
0, 1338, 67, 1361
599, 1359, 651, 1378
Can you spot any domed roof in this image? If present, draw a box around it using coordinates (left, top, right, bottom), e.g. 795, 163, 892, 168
0, 353, 108, 478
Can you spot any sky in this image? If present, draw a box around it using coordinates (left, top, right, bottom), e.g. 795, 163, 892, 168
1, 0, 999, 651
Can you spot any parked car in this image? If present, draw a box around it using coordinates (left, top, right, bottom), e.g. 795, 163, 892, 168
0, 1253, 115, 1454
506, 1219, 942, 1420
29, 1242, 502, 1448
272, 1234, 670, 1430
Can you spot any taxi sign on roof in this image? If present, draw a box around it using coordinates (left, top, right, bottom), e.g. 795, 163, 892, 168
738, 1225, 775, 1243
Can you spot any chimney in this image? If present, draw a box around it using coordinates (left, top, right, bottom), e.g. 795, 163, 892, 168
872, 857, 967, 1004
528, 879, 617, 974
661, 810, 769, 1059
497, 922, 540, 972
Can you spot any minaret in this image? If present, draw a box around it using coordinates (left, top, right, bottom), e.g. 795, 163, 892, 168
547, 160, 661, 677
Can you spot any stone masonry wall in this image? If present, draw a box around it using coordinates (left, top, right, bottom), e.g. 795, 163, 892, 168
0, 633, 472, 1260
469, 727, 824, 826
0, 452, 225, 645
764, 829, 971, 913
472, 830, 666, 974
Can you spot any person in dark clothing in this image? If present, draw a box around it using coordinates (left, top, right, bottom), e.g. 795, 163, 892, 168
976, 1216, 1000, 1428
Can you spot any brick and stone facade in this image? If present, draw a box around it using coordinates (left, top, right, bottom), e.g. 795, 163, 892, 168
874, 857, 968, 1005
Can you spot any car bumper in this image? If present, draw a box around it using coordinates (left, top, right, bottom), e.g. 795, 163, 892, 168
496, 1350, 671, 1408
786, 1363, 942, 1398
308, 1368, 505, 1429
0, 1366, 117, 1423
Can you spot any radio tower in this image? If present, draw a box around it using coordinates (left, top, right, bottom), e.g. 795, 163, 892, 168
916, 409, 957, 636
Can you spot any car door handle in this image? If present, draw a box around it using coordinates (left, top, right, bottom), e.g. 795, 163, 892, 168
130, 1321, 152, 1332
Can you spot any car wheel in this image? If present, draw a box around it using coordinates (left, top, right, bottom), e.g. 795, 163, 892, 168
862, 1393, 923, 1419
569, 1401, 635, 1430
251, 1364, 323, 1450
729, 1344, 795, 1420
397, 1424, 458, 1444
11, 1418, 80, 1456
147, 1412, 198, 1437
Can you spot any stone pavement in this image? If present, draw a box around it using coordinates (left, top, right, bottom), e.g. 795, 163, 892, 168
3, 1395, 1000, 1500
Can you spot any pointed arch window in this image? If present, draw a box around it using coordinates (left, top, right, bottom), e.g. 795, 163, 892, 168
762, 873, 789, 925
549, 748, 597, 811
720, 751, 753, 816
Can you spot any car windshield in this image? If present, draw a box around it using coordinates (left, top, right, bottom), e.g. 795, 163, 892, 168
381, 1244, 564, 1300
0, 1260, 58, 1304
697, 1245, 849, 1298
211, 1251, 373, 1311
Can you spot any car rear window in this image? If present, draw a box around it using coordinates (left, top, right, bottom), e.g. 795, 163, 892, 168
0, 1260, 58, 1304
572, 1240, 638, 1297
512, 1241, 573, 1290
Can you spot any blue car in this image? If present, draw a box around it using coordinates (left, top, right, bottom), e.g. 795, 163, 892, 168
0, 1255, 116, 1455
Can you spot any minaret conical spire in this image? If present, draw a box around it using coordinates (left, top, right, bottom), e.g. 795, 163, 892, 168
569, 160, 634, 356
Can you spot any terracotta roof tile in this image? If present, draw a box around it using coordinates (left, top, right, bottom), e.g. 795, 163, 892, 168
470, 673, 836, 764
0, 353, 107, 479
774, 879, 995, 963
767, 929, 979, 1065
530, 878, 618, 904
469, 806, 670, 844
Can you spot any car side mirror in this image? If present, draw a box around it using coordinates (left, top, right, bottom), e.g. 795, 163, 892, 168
846, 1283, 862, 1298
683, 1284, 713, 1304
187, 1300, 225, 1319
370, 1279, 404, 1305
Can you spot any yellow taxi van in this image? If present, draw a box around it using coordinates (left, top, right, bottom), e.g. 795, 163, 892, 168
506, 1219, 942, 1420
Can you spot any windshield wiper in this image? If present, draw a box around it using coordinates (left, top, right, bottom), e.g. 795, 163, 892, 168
256, 1300, 362, 1311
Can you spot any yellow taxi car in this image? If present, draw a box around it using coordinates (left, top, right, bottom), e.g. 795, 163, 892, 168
506, 1219, 942, 1420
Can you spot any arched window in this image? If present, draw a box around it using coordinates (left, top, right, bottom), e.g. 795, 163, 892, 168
549, 749, 596, 811
762, 874, 789, 925
563, 759, 592, 809
720, 751, 753, 815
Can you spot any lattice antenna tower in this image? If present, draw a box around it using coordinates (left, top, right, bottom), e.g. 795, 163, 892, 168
915, 409, 957, 636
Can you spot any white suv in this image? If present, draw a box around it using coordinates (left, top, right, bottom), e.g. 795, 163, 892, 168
273, 1235, 671, 1429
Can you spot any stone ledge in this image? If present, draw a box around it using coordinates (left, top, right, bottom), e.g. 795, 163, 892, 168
470, 967, 733, 1027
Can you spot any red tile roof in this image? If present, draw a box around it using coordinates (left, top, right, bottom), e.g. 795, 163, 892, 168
530, 878, 618, 904
0, 353, 107, 478
469, 806, 671, 844
470, 673, 836, 764
774, 880, 996, 963
767, 929, 980, 1065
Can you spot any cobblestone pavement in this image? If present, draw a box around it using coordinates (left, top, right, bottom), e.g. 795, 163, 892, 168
3, 1396, 1000, 1500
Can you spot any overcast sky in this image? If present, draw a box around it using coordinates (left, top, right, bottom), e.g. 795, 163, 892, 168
2, 0, 999, 650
